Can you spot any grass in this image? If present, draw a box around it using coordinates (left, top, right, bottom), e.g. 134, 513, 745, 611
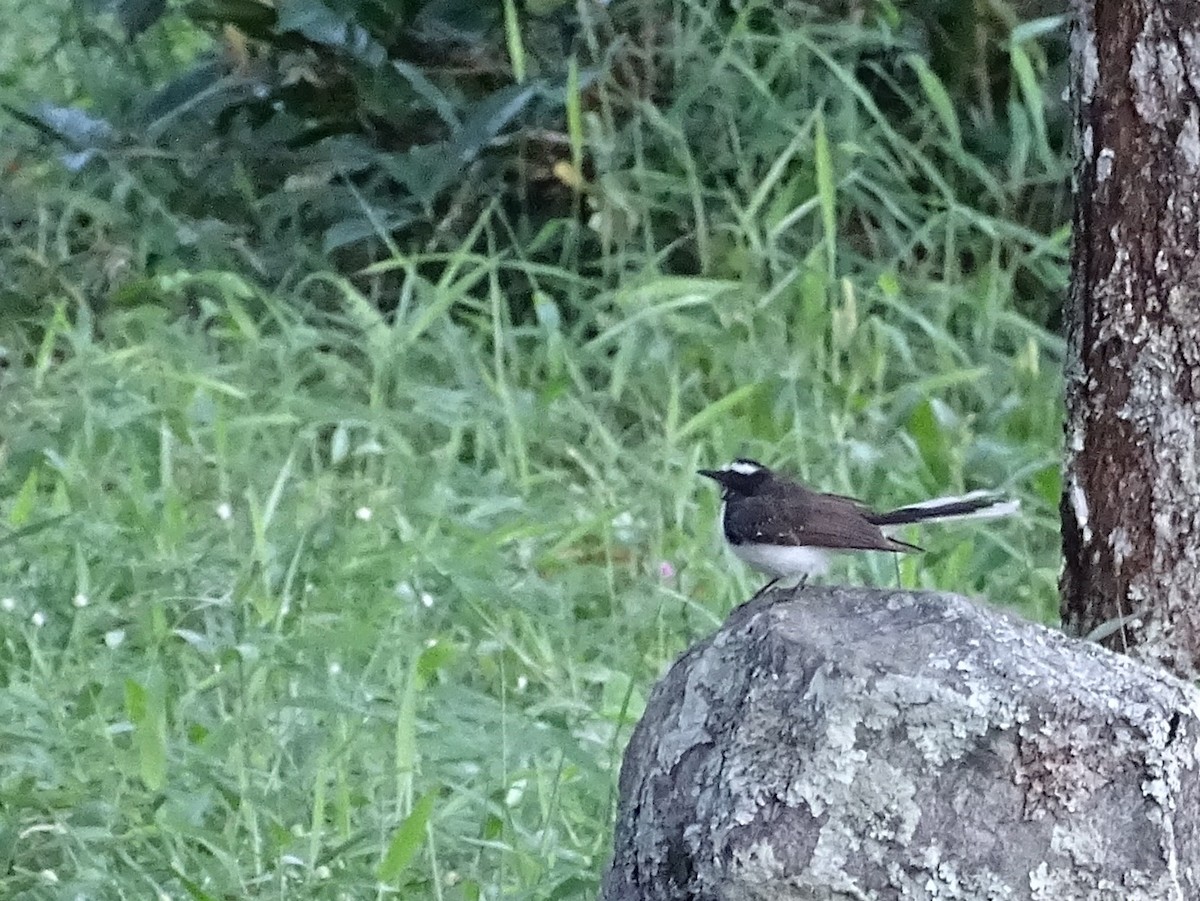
1, 1, 1068, 898
1, 263, 1060, 899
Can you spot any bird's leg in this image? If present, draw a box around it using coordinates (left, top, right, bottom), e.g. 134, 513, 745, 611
749, 577, 780, 603
788, 574, 809, 596
892, 553, 902, 589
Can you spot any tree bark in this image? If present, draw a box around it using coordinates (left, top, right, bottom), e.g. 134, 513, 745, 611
602, 587, 1200, 901
1061, 0, 1200, 675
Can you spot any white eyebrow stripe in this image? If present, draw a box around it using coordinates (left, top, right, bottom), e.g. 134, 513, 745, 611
728, 460, 763, 475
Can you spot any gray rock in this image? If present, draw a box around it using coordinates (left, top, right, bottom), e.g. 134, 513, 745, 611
601, 587, 1200, 901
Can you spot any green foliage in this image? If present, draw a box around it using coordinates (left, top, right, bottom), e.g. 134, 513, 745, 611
4, 0, 598, 281
0, 256, 1059, 897
4, 0, 1070, 322
1, 0, 1068, 897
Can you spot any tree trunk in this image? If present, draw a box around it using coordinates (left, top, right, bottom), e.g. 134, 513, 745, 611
1061, 0, 1200, 676
601, 588, 1200, 901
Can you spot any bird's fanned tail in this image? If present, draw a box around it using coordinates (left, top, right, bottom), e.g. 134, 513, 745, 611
868, 491, 1020, 527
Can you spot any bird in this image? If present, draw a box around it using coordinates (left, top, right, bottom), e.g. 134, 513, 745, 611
698, 458, 1019, 587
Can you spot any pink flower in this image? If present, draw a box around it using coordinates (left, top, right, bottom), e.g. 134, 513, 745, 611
658, 560, 676, 580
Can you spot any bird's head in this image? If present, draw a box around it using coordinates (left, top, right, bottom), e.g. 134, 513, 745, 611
698, 459, 772, 499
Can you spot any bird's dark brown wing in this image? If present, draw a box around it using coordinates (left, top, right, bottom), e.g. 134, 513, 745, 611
724, 491, 921, 552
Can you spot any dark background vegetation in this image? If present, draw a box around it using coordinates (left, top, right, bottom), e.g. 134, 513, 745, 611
2, 0, 1066, 896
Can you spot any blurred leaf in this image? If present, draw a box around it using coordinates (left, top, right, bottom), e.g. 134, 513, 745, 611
1010, 43, 1051, 165
276, 0, 385, 65
125, 675, 168, 792
391, 60, 460, 127
1032, 464, 1061, 507
115, 0, 167, 36
904, 54, 961, 146
6, 103, 114, 147
171, 869, 221, 901
139, 61, 229, 133
184, 0, 277, 33
330, 423, 350, 464
599, 671, 645, 724
395, 655, 421, 794
323, 211, 416, 253
813, 110, 836, 278
415, 0, 498, 41
907, 399, 953, 485
452, 83, 539, 162
0, 816, 15, 878
502, 0, 525, 83
377, 791, 437, 881
565, 55, 583, 173
8, 467, 39, 527
1011, 15, 1068, 44
546, 876, 598, 901
415, 641, 456, 685
0, 515, 68, 548
381, 144, 463, 205
675, 384, 759, 442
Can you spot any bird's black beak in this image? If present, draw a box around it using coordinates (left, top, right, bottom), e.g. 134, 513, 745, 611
698, 469, 725, 483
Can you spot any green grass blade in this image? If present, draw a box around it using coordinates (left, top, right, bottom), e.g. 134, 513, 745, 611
124, 676, 167, 793
674, 384, 760, 442
904, 54, 961, 146
814, 110, 837, 279
502, 0, 525, 84
378, 791, 438, 882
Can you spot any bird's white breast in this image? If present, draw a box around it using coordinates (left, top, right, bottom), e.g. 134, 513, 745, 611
729, 542, 831, 578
